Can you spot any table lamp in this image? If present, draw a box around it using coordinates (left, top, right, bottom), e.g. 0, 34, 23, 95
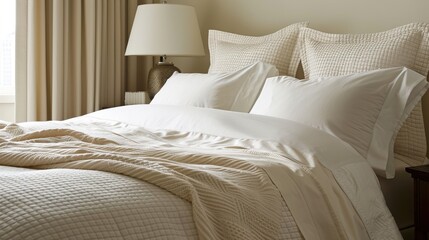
125, 3, 205, 99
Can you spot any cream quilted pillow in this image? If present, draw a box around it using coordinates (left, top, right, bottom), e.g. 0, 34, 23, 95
299, 23, 429, 168
208, 22, 308, 76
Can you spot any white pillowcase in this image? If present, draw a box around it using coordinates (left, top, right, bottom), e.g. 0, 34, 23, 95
299, 23, 429, 166
250, 67, 429, 178
208, 22, 308, 76
151, 62, 278, 112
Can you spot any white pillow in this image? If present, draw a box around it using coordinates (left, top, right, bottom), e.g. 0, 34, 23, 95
299, 23, 429, 166
208, 22, 308, 76
250, 67, 429, 178
151, 62, 278, 112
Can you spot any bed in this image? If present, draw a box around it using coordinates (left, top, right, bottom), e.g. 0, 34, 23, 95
1, 22, 429, 240
0, 105, 400, 240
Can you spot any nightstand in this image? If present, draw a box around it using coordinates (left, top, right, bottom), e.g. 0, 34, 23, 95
406, 165, 429, 240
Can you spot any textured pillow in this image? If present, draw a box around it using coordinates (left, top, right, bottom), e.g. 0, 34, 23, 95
151, 62, 278, 112
299, 23, 429, 165
208, 22, 308, 76
250, 67, 429, 178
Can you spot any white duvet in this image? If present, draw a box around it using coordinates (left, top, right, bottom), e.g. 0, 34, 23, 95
0, 105, 401, 239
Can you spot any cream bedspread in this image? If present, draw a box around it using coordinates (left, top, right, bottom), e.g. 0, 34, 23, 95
0, 126, 284, 239
0, 105, 402, 239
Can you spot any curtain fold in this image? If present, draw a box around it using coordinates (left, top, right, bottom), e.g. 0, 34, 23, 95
16, 0, 153, 122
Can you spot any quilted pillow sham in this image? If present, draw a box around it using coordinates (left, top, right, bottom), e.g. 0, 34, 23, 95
151, 62, 278, 112
299, 23, 429, 166
208, 22, 308, 76
250, 67, 429, 178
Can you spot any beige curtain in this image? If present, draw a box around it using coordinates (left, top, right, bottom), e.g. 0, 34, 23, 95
16, 0, 153, 122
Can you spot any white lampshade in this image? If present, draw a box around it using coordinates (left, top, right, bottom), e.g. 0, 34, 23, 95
125, 4, 205, 57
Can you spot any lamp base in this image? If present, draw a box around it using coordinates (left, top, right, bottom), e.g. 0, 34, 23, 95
147, 62, 180, 99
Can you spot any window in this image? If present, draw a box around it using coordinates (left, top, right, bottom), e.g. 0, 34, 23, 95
0, 1, 15, 98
